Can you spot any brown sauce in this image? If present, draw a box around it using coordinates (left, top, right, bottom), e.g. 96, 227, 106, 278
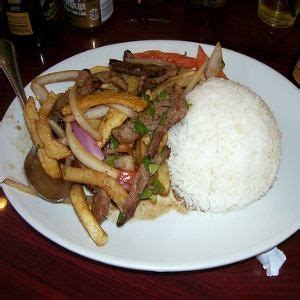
109, 190, 187, 222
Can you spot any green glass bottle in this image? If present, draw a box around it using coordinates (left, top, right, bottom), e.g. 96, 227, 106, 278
3, 0, 59, 47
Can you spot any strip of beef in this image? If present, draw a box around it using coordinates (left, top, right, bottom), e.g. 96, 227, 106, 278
49, 90, 69, 126
147, 84, 187, 157
109, 59, 167, 78
93, 71, 128, 91
91, 188, 111, 224
117, 164, 150, 226
111, 120, 140, 144
142, 63, 177, 89
76, 69, 93, 98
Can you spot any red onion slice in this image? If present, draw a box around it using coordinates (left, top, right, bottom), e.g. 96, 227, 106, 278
71, 121, 104, 160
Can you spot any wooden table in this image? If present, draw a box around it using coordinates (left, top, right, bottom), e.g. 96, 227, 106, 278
0, 1, 299, 298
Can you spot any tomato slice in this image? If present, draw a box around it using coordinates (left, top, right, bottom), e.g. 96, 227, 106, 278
117, 170, 136, 191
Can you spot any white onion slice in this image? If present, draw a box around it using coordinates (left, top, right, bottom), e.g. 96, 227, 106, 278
31, 81, 49, 102
109, 104, 137, 119
84, 105, 109, 119
205, 42, 223, 78
184, 59, 208, 95
34, 70, 80, 85
48, 119, 66, 138
65, 122, 119, 179
69, 85, 102, 141
57, 137, 69, 146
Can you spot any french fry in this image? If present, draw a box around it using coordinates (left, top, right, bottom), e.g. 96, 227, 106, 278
39, 92, 58, 118
61, 91, 148, 116
36, 118, 71, 160
98, 108, 127, 147
70, 184, 108, 246
24, 96, 42, 147
156, 162, 170, 196
63, 166, 128, 210
127, 75, 140, 94
37, 148, 61, 178
134, 138, 148, 166
3, 178, 37, 196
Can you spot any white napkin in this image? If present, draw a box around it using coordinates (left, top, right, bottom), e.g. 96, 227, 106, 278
256, 247, 286, 276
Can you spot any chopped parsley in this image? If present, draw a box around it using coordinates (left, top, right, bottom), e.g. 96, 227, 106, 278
151, 177, 165, 195
157, 90, 168, 102
146, 106, 155, 118
108, 134, 119, 149
133, 119, 149, 135
139, 188, 153, 200
141, 156, 153, 170
105, 154, 118, 167
185, 101, 192, 110
117, 212, 126, 225
142, 92, 151, 102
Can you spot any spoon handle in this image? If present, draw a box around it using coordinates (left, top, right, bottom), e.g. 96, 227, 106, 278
0, 39, 27, 109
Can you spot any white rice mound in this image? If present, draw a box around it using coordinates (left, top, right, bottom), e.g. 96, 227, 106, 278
167, 78, 281, 212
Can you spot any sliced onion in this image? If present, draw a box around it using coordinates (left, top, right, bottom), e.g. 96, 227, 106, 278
31, 81, 49, 102
84, 105, 109, 119
71, 121, 104, 161
184, 59, 208, 95
65, 122, 119, 179
69, 85, 102, 141
48, 119, 65, 138
34, 70, 80, 85
58, 137, 69, 146
205, 42, 223, 78
110, 104, 137, 119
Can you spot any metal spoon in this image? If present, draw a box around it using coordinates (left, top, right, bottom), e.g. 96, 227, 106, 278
0, 39, 71, 202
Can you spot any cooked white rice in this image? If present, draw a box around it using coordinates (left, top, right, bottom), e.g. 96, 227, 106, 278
167, 78, 281, 212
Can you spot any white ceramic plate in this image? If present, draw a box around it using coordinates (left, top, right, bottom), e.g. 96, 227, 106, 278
1, 40, 299, 272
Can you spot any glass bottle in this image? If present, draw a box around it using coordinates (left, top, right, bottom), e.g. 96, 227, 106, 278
3, 0, 59, 47
63, 0, 113, 29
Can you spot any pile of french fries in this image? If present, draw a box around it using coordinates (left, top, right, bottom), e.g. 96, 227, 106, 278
5, 57, 206, 246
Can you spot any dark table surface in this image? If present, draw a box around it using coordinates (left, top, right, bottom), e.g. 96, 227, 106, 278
0, 0, 300, 298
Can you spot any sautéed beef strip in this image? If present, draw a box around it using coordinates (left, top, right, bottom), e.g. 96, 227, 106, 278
112, 120, 140, 144
93, 71, 128, 91
50, 90, 69, 126
147, 84, 187, 157
117, 164, 151, 226
109, 59, 167, 78
76, 69, 94, 97
91, 188, 111, 224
